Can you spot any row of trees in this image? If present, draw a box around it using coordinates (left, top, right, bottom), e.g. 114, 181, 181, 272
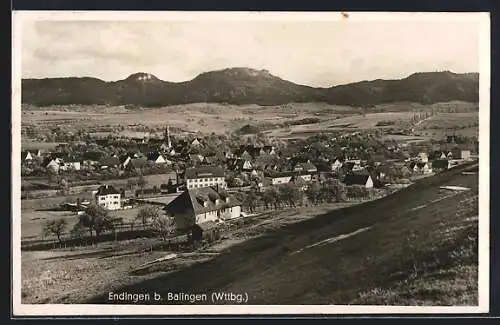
42, 203, 175, 245
241, 181, 372, 212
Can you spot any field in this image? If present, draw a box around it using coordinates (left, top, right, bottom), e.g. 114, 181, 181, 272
21, 163, 479, 305
21, 201, 359, 304
413, 113, 479, 138
21, 101, 478, 139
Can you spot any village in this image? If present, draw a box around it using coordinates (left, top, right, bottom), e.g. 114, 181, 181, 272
20, 122, 477, 248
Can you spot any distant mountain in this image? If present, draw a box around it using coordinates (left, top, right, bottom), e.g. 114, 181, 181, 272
21, 68, 479, 107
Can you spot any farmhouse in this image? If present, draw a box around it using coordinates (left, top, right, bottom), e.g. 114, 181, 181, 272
147, 151, 170, 165
185, 166, 226, 189
191, 138, 202, 147
417, 152, 429, 163
331, 158, 343, 172
99, 157, 120, 169
343, 174, 374, 189
164, 186, 241, 232
21, 151, 34, 161
265, 171, 294, 185
60, 161, 81, 171
125, 157, 148, 172
293, 163, 318, 173
452, 149, 472, 161
93, 185, 121, 210
235, 159, 253, 171
410, 161, 432, 174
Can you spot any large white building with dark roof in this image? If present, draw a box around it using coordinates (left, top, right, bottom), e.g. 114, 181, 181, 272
184, 167, 226, 189
165, 186, 241, 231
93, 185, 122, 210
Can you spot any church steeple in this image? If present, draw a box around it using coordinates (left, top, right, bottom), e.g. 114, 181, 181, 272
164, 125, 172, 149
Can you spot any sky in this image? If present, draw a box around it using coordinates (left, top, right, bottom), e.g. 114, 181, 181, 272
19, 14, 483, 87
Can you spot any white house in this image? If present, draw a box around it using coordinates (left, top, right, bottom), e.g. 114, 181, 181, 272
21, 151, 34, 161
418, 152, 429, 163
60, 161, 81, 171
331, 159, 343, 172
343, 174, 374, 189
165, 186, 242, 232
147, 152, 170, 165
191, 138, 202, 147
93, 185, 121, 211
185, 167, 226, 189
270, 175, 292, 185
411, 162, 432, 174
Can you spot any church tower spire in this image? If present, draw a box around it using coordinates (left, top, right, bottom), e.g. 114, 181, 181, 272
165, 125, 172, 149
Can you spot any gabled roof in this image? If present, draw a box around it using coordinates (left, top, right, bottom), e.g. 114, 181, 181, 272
95, 185, 121, 196
83, 151, 104, 161
294, 163, 317, 171
127, 157, 148, 169
147, 151, 164, 161
343, 174, 371, 186
165, 186, 240, 215
185, 166, 224, 179
21, 151, 32, 160
119, 155, 132, 164
99, 157, 120, 166
432, 159, 449, 169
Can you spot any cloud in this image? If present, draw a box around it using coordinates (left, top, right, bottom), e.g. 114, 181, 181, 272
20, 18, 481, 86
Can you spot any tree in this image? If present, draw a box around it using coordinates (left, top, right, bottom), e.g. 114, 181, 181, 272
306, 182, 321, 205
75, 202, 112, 241
264, 186, 281, 210
47, 166, 58, 183
279, 183, 301, 207
127, 179, 137, 191
243, 190, 258, 213
137, 175, 147, 191
136, 205, 159, 229
42, 218, 67, 244
151, 212, 176, 240
59, 178, 69, 195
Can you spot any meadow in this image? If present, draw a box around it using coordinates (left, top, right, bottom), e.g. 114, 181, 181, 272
21, 101, 478, 140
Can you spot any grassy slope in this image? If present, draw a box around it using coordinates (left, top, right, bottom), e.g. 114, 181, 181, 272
87, 164, 479, 305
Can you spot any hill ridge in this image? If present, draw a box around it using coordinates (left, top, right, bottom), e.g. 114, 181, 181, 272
21, 68, 479, 107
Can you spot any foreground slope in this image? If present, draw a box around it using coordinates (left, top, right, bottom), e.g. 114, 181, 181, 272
89, 163, 479, 305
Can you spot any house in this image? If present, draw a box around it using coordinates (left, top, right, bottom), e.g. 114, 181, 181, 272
343, 174, 374, 189
223, 150, 235, 159
125, 157, 148, 171
164, 186, 241, 232
261, 145, 276, 155
93, 185, 121, 210
429, 151, 447, 160
291, 175, 309, 191
60, 161, 81, 171
235, 159, 253, 171
83, 151, 104, 162
417, 152, 429, 163
410, 161, 432, 174
99, 157, 120, 169
45, 158, 61, 172
21, 151, 34, 161
189, 154, 205, 165
293, 163, 318, 173
185, 166, 226, 189
119, 155, 132, 169
191, 138, 202, 147
432, 159, 451, 171
330, 158, 343, 172
265, 172, 294, 185
452, 149, 472, 161
147, 152, 170, 165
